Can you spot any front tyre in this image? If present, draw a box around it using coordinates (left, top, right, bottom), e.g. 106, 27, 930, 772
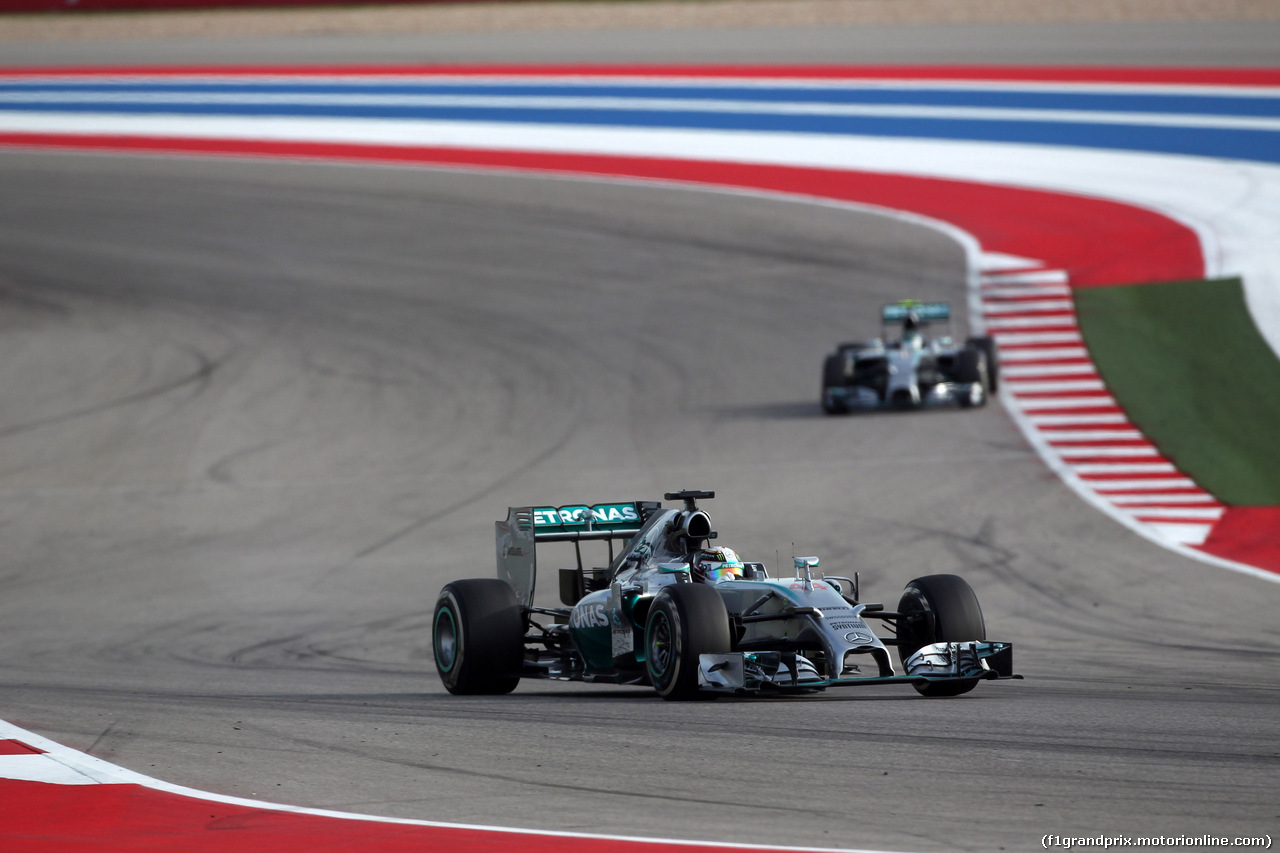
954, 348, 989, 409
645, 583, 732, 700
896, 574, 986, 697
966, 335, 1000, 393
822, 392, 848, 415
433, 579, 525, 695
821, 354, 848, 415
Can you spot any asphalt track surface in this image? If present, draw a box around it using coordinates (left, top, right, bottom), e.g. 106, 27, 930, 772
3, 20, 1280, 853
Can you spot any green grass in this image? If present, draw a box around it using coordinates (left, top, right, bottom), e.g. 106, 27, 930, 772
1074, 277, 1280, 506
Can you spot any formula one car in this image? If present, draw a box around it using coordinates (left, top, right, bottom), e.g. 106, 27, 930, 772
432, 490, 1018, 700
822, 300, 1000, 414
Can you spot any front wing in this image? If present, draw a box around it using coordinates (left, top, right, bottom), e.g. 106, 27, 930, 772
825, 381, 982, 410
697, 641, 1020, 693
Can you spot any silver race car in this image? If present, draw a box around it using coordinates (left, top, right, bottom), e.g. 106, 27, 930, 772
432, 490, 1018, 700
822, 300, 1000, 414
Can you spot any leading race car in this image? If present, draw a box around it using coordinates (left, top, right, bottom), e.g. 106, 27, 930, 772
432, 490, 1018, 700
822, 300, 1000, 414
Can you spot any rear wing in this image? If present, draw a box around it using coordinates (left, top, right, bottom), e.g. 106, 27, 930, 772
495, 502, 656, 607
881, 301, 950, 324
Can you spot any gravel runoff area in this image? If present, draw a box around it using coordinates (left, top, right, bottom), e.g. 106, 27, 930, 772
3, 0, 1279, 43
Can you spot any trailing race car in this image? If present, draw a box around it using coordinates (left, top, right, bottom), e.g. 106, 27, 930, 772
432, 490, 1018, 700
822, 300, 1000, 414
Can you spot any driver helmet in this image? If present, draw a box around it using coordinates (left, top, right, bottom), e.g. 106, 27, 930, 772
901, 310, 924, 348
691, 546, 744, 583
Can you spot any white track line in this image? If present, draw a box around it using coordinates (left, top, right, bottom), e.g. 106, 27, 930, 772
1001, 347, 1090, 361
1002, 363, 1096, 378
1090, 478, 1201, 491
1073, 462, 1179, 474
983, 270, 1070, 286
985, 315, 1078, 329
1107, 493, 1221, 505
996, 331, 1085, 345
0, 720, 896, 853
1125, 507, 1227, 521
982, 299, 1076, 314
1055, 447, 1158, 458
1016, 395, 1116, 410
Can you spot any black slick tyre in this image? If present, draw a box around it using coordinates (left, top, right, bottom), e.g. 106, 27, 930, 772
966, 335, 1000, 392
433, 579, 525, 695
954, 348, 989, 409
821, 354, 847, 415
896, 574, 986, 697
645, 583, 732, 700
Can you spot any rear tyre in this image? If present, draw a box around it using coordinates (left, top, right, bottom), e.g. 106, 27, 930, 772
433, 579, 525, 695
645, 583, 732, 700
896, 574, 986, 697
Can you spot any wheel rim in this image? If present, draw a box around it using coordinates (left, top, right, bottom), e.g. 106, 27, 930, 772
648, 610, 673, 678
434, 607, 459, 673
